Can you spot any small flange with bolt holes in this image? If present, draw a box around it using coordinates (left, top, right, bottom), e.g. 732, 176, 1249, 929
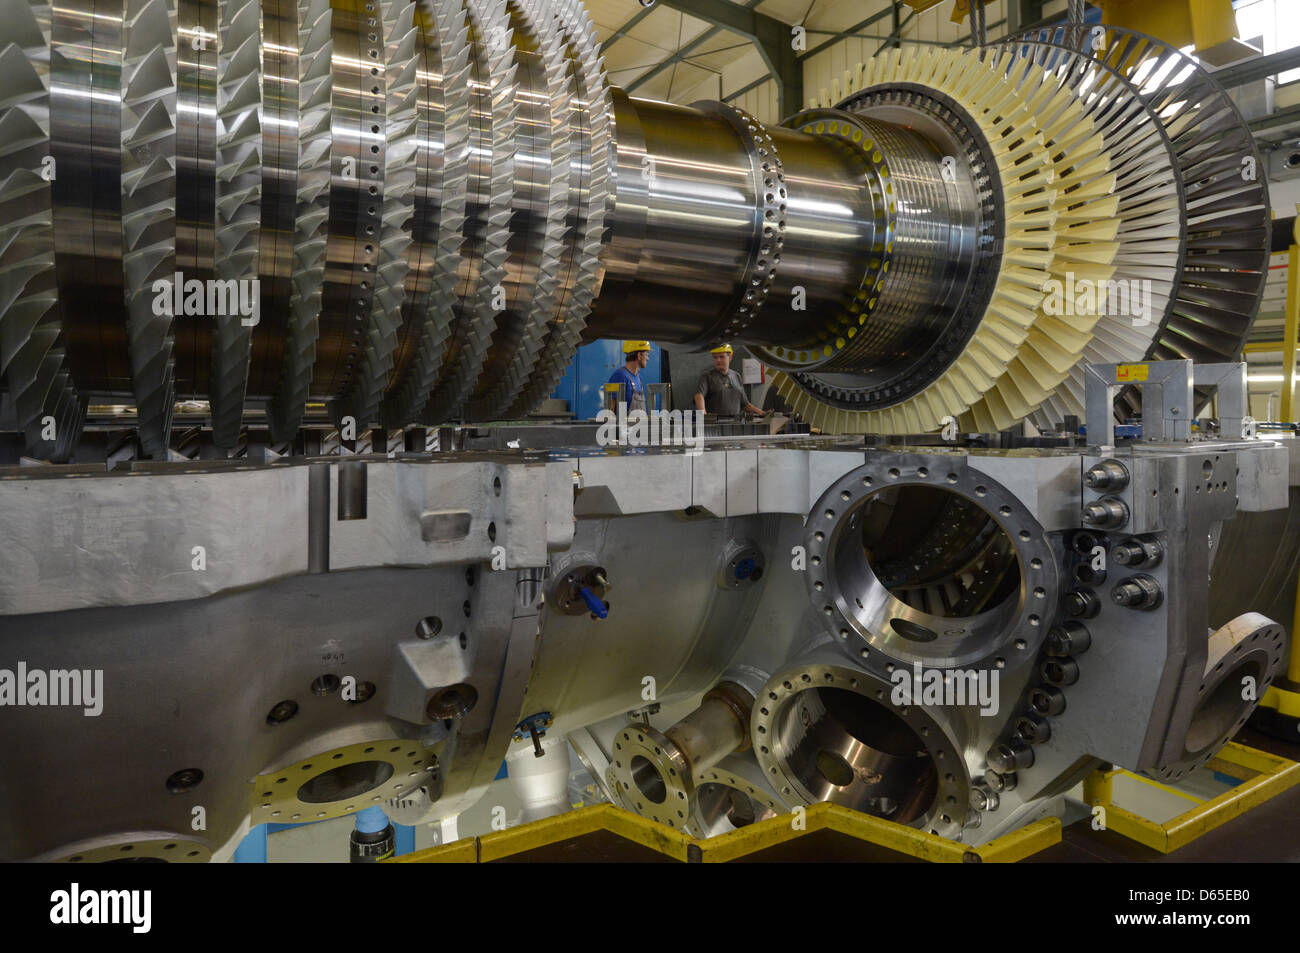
607, 724, 694, 830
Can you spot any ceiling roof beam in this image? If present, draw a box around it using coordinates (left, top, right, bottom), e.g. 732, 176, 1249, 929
798, 3, 898, 62
624, 24, 727, 94
602, 4, 659, 52
630, 0, 801, 115
1215, 47, 1300, 89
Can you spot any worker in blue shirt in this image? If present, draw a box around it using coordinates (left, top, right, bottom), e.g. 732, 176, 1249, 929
607, 340, 650, 413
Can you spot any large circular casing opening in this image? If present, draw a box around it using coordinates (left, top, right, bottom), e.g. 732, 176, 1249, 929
753, 658, 969, 839
805, 459, 1056, 672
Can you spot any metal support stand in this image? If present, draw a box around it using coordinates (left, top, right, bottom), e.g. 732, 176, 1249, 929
1084, 359, 1252, 446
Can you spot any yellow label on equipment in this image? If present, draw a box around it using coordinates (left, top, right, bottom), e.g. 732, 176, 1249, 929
1116, 363, 1148, 382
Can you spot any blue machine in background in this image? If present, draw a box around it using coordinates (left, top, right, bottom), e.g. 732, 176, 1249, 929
549, 340, 662, 421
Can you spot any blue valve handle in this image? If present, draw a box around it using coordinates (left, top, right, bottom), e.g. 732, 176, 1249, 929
578, 586, 608, 618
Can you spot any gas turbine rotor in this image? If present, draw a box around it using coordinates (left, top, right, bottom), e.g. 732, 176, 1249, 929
771, 29, 1267, 434
768, 45, 1122, 433
0, 6, 1269, 458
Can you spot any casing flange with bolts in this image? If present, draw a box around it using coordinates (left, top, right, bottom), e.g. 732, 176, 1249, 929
1084, 459, 1130, 492
1112, 574, 1163, 610
1082, 497, 1129, 530
1113, 536, 1163, 569
1047, 622, 1091, 656
1029, 686, 1066, 717
803, 455, 1058, 675
608, 680, 757, 830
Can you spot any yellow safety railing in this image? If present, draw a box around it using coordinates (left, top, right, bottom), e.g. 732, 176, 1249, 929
393, 801, 1061, 864
1082, 742, 1300, 854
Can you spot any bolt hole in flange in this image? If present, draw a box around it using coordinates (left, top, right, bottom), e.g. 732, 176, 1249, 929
165, 768, 203, 794
53, 839, 211, 863
807, 467, 1054, 669
311, 674, 341, 696
426, 683, 478, 720
266, 699, 299, 725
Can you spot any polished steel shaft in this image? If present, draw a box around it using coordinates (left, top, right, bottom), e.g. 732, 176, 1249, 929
592, 92, 885, 352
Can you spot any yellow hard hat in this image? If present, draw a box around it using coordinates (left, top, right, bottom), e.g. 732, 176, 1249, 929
710, 344, 733, 355
622, 340, 651, 354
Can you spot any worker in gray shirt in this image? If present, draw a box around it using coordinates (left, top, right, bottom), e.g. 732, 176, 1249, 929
694, 344, 768, 417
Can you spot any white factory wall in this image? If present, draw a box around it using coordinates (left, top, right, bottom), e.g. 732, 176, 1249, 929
719, 48, 781, 122
1272, 177, 1300, 215
640, 46, 776, 120
730, 78, 781, 122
